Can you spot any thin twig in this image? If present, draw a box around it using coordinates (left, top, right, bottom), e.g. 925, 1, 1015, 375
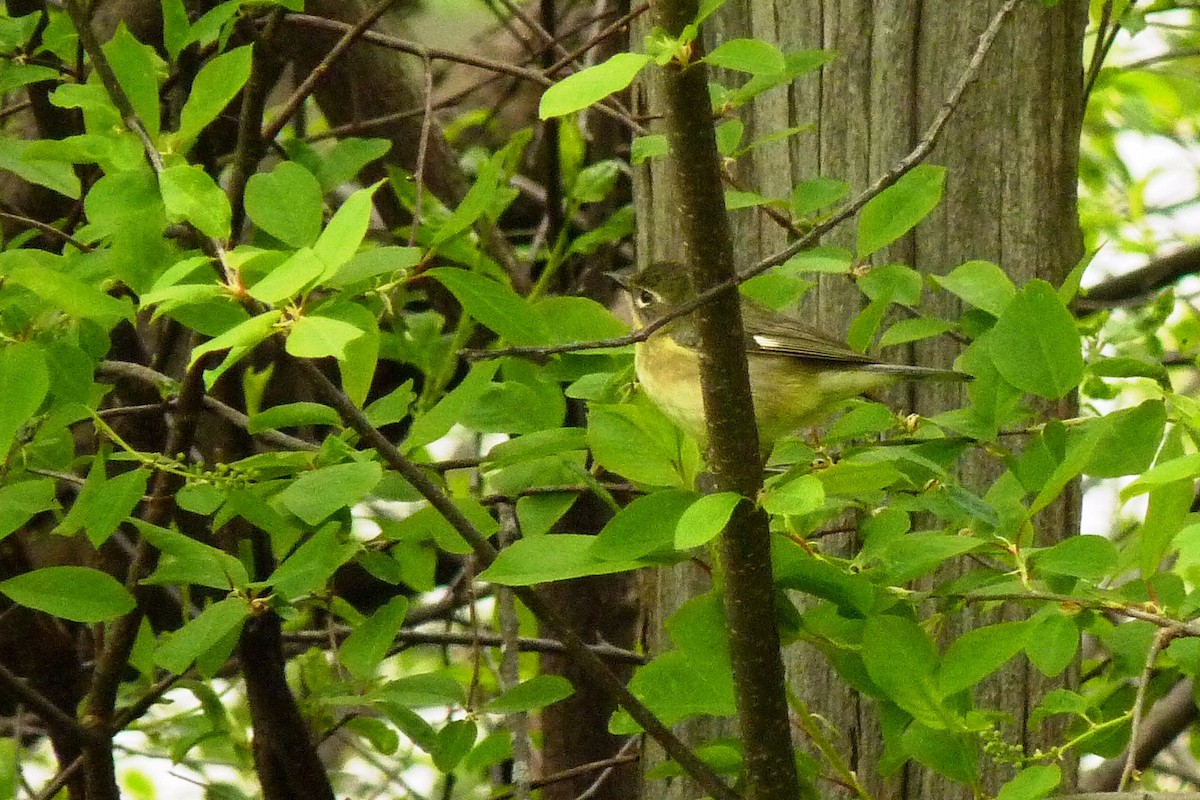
489, 744, 640, 800
466, 0, 1021, 362
408, 54, 435, 247
496, 505, 532, 800
296, 358, 739, 800
261, 0, 402, 142
0, 209, 93, 251
1120, 628, 1175, 791
0, 661, 93, 744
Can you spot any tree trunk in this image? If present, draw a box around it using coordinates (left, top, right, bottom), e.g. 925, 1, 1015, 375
635, 2, 1086, 797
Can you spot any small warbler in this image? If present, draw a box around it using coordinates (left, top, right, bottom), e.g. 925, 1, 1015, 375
615, 261, 968, 447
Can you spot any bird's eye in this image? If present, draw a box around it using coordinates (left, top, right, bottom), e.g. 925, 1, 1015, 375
635, 288, 658, 308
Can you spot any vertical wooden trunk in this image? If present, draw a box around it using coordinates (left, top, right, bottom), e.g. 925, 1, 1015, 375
635, 2, 1086, 797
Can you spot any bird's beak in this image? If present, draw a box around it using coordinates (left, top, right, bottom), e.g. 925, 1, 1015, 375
604, 268, 635, 290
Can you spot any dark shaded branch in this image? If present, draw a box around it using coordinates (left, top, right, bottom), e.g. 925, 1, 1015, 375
296, 358, 739, 800
1075, 245, 1200, 311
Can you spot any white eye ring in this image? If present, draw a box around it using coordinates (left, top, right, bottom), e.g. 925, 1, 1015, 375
635, 288, 658, 307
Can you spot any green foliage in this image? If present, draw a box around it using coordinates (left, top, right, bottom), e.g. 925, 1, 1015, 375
0, 2, 1192, 798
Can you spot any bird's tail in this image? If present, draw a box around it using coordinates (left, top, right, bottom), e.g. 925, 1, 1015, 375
862, 364, 971, 382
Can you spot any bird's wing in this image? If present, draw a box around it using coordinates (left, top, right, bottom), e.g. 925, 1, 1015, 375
741, 305, 878, 365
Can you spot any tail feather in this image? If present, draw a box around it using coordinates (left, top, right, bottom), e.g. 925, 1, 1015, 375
860, 363, 971, 382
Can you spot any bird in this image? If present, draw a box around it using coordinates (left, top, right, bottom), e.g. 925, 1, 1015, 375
613, 261, 969, 448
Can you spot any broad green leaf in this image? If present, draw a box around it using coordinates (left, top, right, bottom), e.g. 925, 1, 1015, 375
136, 519, 249, 591
937, 621, 1030, 697
515, 493, 577, 538
245, 162, 324, 247
933, 260, 1016, 317
339, 595, 409, 680
0, 137, 80, 198
862, 615, 953, 729
328, 246, 421, 288
162, 0, 191, 60
314, 137, 392, 191
875, 533, 983, 583
856, 165, 945, 258
103, 25, 162, 139
406, 360, 501, 450
365, 381, 416, 428
247, 247, 325, 305
0, 566, 135, 623
479, 535, 645, 585
704, 39, 786, 74
314, 182, 380, 276
534, 296, 629, 342
570, 160, 621, 203
176, 46, 252, 146
761, 474, 824, 516
248, 402, 341, 433
592, 490, 698, 559
54, 460, 149, 547
675, 492, 743, 549
286, 314, 366, 359
266, 522, 359, 600
3, 258, 134, 326
989, 280, 1083, 400
1032, 535, 1118, 579
1121, 452, 1200, 500
154, 598, 250, 673
902, 723, 978, 784
1083, 400, 1166, 478
588, 400, 697, 488
539, 53, 652, 119
1026, 611, 1078, 677
878, 317, 955, 347
996, 766, 1061, 800
791, 177, 849, 217
426, 268, 552, 345
159, 163, 231, 239
321, 301, 379, 407
189, 310, 282, 367
277, 461, 383, 525
0, 480, 58, 541
773, 540, 875, 616
432, 719, 477, 772
484, 675, 574, 714
631, 135, 669, 164
0, 344, 49, 457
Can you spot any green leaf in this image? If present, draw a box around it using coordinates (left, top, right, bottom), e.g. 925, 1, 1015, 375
277, 461, 383, 525
159, 163, 232, 239
247, 247, 325, 305
1026, 611, 1078, 677
539, 52, 652, 119
878, 317, 955, 347
996, 766, 1061, 800
937, 621, 1030, 697
479, 535, 644, 585
103, 25, 162, 139
154, 598, 250, 673
862, 615, 953, 729
933, 260, 1016, 317
425, 268, 551, 345
266, 522, 359, 600
365, 381, 416, 428
54, 460, 149, 547
432, 719, 477, 772
875, 533, 982, 583
1032, 535, 1118, 580
704, 39, 786, 74
339, 596, 409, 680
137, 519, 249, 591
592, 490, 698, 559
0, 344, 49, 457
631, 135, 669, 164
534, 296, 629, 342
587, 400, 696, 488
1083, 400, 1166, 478
314, 182, 380, 276
162, 0, 191, 60
406, 361, 501, 450
791, 177, 849, 217
248, 402, 341, 433
989, 280, 1083, 400
0, 480, 58, 541
0, 566, 136, 623
313, 137, 392, 191
1121, 452, 1200, 500
856, 165, 945, 258
3, 257, 134, 326
245, 162, 324, 247
484, 675, 574, 714
327, 246, 421, 288
0, 137, 81, 198
176, 46, 252, 146
675, 492, 743, 549
761, 474, 824, 516
189, 310, 282, 367
772, 541, 875, 616
286, 314, 366, 360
